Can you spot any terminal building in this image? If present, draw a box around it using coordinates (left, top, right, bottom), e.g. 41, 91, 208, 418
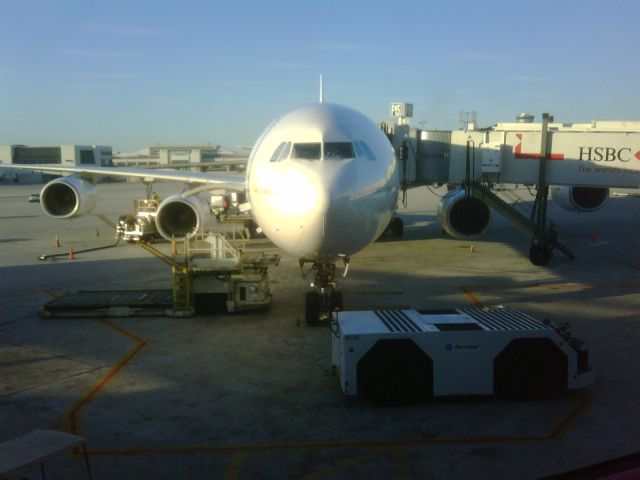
0, 144, 245, 183
112, 144, 243, 168
0, 144, 112, 183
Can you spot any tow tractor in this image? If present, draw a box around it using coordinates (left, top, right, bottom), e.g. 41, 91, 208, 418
117, 198, 160, 243
332, 307, 593, 404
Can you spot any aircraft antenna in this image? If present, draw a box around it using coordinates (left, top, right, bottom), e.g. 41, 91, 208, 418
319, 74, 323, 103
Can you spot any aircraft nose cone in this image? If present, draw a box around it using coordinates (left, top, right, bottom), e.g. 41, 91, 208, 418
256, 165, 328, 257
281, 169, 327, 217
317, 162, 362, 256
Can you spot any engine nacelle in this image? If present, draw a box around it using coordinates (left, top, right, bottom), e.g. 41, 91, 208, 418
550, 186, 609, 212
437, 188, 492, 239
155, 194, 212, 240
40, 176, 97, 218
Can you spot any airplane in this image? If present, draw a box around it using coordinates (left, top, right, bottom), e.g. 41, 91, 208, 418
6, 98, 634, 322
0, 101, 400, 324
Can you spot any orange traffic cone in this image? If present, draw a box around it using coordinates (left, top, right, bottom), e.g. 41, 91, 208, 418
55, 235, 61, 248
95, 227, 100, 237
470, 245, 476, 253
68, 246, 76, 260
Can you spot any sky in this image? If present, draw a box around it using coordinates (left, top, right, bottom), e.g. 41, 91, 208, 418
1, 0, 639, 152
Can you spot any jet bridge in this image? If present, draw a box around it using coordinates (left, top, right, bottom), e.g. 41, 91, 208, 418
384, 105, 640, 264
447, 118, 640, 189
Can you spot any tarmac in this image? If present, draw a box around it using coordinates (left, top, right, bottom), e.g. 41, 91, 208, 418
0, 181, 638, 479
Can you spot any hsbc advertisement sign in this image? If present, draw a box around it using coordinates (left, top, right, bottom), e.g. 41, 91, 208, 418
577, 146, 640, 163
492, 131, 640, 188
512, 132, 640, 164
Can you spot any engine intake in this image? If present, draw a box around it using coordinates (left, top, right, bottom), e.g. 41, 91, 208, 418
550, 186, 609, 212
155, 194, 212, 240
437, 188, 491, 238
40, 177, 97, 218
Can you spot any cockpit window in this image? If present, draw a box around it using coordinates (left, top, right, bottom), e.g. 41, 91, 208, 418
354, 141, 376, 161
270, 142, 291, 162
270, 142, 286, 162
292, 143, 321, 160
324, 142, 354, 160
280, 142, 292, 160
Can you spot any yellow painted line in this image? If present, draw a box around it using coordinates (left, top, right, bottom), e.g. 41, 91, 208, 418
344, 305, 411, 311
62, 319, 147, 436
80, 406, 591, 456
60, 287, 590, 459
78, 434, 552, 456
95, 214, 116, 230
42, 289, 61, 299
458, 282, 639, 292
548, 392, 593, 439
459, 286, 483, 307
344, 291, 405, 296
457, 282, 581, 292
532, 283, 588, 290
393, 446, 412, 480
223, 450, 247, 480
99, 318, 148, 345
300, 448, 388, 480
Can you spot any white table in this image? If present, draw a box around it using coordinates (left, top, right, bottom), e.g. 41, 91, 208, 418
0, 430, 92, 479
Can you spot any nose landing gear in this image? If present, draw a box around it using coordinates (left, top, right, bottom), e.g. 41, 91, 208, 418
300, 258, 347, 325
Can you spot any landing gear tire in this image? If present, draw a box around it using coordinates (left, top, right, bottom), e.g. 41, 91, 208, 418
378, 217, 404, 241
529, 243, 551, 266
305, 291, 321, 326
331, 290, 344, 311
494, 339, 567, 400
391, 217, 404, 238
245, 219, 264, 239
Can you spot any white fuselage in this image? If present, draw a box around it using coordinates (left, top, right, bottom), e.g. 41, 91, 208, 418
246, 103, 399, 261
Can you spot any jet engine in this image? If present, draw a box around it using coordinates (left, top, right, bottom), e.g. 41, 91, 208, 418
550, 186, 609, 212
155, 194, 212, 240
437, 188, 492, 238
40, 176, 97, 218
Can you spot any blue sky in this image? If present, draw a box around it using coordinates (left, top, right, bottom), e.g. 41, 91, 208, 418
1, 0, 639, 152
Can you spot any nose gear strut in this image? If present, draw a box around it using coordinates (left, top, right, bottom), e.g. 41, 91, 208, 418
299, 257, 348, 325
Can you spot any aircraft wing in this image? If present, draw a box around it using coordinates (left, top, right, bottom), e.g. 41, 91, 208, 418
0, 164, 246, 191
139, 159, 247, 170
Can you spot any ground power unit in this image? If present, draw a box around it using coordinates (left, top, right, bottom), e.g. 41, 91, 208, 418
331, 307, 593, 404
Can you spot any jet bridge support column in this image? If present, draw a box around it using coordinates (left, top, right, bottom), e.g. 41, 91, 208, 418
529, 113, 575, 265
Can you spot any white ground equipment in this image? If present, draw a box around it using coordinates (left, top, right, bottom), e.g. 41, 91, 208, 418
331, 307, 593, 404
186, 233, 279, 313
117, 198, 160, 243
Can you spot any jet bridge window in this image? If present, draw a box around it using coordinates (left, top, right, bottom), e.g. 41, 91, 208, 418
354, 141, 376, 161
324, 142, 354, 160
270, 142, 292, 162
292, 143, 321, 160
